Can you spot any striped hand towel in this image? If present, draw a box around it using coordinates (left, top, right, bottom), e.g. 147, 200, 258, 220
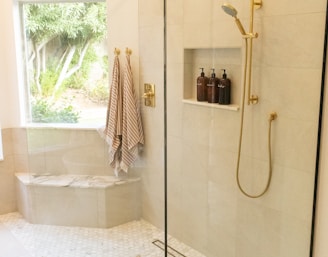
120, 54, 144, 172
104, 55, 123, 173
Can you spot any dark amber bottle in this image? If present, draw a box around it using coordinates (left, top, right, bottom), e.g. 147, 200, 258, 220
197, 68, 209, 101
218, 69, 231, 105
207, 69, 219, 103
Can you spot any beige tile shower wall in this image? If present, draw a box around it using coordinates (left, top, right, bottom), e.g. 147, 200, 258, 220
164, 0, 327, 257
138, 0, 165, 229
0, 128, 28, 214
0, 129, 15, 214
107, 0, 164, 226
25, 128, 113, 176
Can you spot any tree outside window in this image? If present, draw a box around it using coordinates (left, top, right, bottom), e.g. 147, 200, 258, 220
21, 1, 108, 125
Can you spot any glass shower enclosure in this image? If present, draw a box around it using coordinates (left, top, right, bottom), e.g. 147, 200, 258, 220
164, 0, 326, 257
8, 0, 327, 256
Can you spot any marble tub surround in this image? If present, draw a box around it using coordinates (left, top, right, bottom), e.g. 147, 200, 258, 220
15, 173, 141, 228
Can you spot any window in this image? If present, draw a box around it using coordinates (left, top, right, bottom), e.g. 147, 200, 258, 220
20, 1, 108, 126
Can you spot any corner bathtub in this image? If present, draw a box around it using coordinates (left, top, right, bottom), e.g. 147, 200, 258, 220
15, 173, 141, 228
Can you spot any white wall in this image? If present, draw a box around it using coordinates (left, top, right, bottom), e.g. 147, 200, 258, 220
107, 0, 139, 77
0, 0, 22, 128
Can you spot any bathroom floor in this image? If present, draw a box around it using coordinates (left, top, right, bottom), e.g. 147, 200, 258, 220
0, 213, 204, 257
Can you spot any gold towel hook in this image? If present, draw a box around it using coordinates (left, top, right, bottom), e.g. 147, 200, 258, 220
114, 48, 120, 56
125, 48, 132, 56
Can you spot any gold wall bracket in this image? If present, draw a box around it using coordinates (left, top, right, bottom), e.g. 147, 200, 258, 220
249, 94, 259, 105
143, 83, 155, 107
254, 0, 262, 9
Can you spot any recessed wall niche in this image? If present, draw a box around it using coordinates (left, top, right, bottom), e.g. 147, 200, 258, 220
183, 47, 242, 111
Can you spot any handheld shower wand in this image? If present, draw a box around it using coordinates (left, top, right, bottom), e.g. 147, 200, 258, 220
221, 4, 247, 36
221, 1, 278, 199
221, 0, 261, 105
221, 3, 259, 39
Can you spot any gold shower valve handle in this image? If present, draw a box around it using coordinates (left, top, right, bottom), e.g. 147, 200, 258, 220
142, 92, 154, 98
143, 83, 155, 107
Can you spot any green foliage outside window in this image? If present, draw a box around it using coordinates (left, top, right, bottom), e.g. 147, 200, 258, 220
23, 2, 108, 124
31, 99, 80, 123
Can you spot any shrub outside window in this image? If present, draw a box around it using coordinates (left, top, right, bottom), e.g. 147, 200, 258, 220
20, 0, 108, 126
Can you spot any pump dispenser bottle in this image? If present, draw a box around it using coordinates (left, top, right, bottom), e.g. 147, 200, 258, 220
207, 68, 219, 103
197, 68, 209, 101
218, 69, 231, 105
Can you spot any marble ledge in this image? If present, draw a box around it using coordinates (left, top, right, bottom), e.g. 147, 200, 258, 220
182, 98, 239, 111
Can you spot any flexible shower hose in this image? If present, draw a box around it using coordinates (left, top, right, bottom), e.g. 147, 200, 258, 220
236, 39, 277, 198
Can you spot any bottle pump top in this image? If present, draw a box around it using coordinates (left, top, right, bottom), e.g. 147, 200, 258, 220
211, 68, 216, 78
200, 68, 205, 77
222, 69, 227, 79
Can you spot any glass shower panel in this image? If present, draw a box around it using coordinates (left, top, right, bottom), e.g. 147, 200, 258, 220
166, 0, 327, 257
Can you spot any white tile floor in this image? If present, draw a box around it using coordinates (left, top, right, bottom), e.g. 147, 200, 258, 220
0, 213, 205, 257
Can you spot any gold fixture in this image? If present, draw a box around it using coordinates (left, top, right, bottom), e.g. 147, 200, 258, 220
114, 48, 120, 56
235, 104, 277, 198
222, 0, 262, 105
143, 83, 155, 107
269, 112, 277, 121
125, 47, 132, 56
249, 95, 259, 105
114, 48, 132, 56
254, 0, 262, 8
246, 0, 261, 105
223, 1, 279, 198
